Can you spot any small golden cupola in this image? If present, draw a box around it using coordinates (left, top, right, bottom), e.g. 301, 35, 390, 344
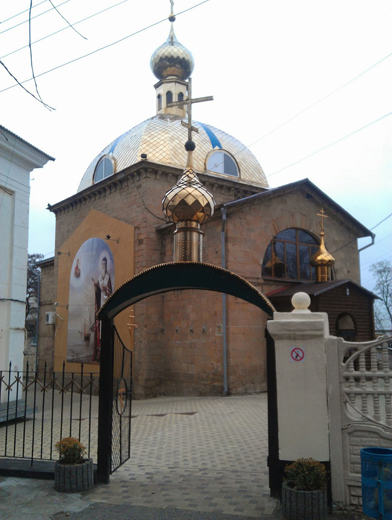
162, 139, 215, 261
311, 209, 335, 282
150, 0, 194, 118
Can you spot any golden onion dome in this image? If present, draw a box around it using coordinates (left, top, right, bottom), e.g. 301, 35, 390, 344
162, 141, 215, 224
311, 233, 335, 267
150, 24, 194, 81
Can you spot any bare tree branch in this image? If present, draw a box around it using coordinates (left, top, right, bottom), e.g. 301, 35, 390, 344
370, 260, 392, 333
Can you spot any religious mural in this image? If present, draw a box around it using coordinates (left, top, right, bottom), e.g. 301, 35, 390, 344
67, 238, 114, 363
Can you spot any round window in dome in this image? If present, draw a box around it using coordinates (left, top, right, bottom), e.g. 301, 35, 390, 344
206, 150, 239, 177
93, 155, 115, 184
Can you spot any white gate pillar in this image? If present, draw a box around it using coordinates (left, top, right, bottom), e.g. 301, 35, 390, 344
267, 292, 330, 463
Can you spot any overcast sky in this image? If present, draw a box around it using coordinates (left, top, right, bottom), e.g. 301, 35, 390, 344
1, 0, 391, 292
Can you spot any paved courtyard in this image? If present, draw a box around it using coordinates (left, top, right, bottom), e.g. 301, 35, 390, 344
91, 394, 277, 517
0, 394, 280, 519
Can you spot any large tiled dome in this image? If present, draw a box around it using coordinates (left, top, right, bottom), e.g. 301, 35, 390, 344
77, 114, 268, 192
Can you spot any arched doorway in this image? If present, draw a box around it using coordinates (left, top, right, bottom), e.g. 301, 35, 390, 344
96, 262, 279, 496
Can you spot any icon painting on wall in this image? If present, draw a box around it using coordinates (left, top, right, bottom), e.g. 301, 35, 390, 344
67, 238, 115, 363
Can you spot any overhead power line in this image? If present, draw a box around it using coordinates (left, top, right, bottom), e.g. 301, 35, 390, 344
266, 110, 392, 178
0, 0, 71, 35
246, 51, 392, 150
330, 213, 392, 256
215, 50, 392, 177
371, 213, 392, 230
1, 0, 128, 60
0, 0, 210, 94
1, 0, 47, 24
48, 0, 87, 40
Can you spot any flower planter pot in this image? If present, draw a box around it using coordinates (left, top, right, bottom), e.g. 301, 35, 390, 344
54, 458, 94, 493
282, 481, 327, 520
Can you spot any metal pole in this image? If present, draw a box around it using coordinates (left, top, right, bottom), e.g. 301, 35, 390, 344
97, 319, 114, 484
34, 272, 40, 372
221, 207, 228, 396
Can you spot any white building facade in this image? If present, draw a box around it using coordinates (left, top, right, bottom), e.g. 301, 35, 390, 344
0, 126, 53, 377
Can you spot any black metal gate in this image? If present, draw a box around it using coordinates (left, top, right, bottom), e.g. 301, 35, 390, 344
97, 321, 132, 483
111, 327, 132, 473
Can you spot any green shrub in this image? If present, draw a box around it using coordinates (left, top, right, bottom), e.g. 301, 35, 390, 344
284, 458, 327, 491
55, 437, 86, 464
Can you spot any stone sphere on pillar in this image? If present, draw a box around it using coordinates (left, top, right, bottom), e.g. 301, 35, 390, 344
291, 292, 311, 313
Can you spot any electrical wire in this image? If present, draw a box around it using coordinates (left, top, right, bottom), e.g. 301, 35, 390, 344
47, 0, 87, 40
0, 0, 71, 35
266, 110, 392, 179
0, 0, 210, 94
330, 213, 392, 256
1, 0, 47, 24
207, 50, 392, 174
246, 51, 392, 151
370, 213, 392, 230
0, 59, 54, 109
1, 0, 128, 60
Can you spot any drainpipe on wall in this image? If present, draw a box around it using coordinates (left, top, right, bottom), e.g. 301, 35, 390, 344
358, 232, 375, 253
221, 207, 228, 396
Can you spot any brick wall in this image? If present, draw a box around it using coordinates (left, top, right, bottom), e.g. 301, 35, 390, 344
38, 259, 55, 372
40, 164, 366, 398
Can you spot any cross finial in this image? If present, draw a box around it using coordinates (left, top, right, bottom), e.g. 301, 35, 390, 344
170, 0, 174, 15
317, 208, 328, 233
167, 78, 213, 143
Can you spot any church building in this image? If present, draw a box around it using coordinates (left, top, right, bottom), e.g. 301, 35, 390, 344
37, 13, 376, 399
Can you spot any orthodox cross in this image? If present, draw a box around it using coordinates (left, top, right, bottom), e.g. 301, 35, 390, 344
317, 208, 328, 233
167, 77, 213, 141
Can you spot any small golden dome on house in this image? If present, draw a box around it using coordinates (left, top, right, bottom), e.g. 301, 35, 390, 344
311, 233, 335, 267
311, 209, 335, 282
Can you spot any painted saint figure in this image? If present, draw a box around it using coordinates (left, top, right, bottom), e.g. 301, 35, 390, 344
92, 257, 112, 361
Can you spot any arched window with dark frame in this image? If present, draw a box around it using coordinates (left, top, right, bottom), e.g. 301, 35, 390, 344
262, 228, 320, 281
166, 91, 173, 105
178, 92, 184, 102
157, 94, 162, 111
336, 313, 356, 342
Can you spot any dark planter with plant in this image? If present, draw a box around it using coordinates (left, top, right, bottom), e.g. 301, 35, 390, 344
282, 458, 327, 520
54, 437, 94, 493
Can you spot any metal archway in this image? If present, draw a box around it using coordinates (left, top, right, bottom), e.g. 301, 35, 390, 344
98, 262, 275, 319
97, 262, 278, 489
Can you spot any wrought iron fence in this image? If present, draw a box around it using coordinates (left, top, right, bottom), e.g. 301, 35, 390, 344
0, 362, 99, 465
111, 327, 132, 473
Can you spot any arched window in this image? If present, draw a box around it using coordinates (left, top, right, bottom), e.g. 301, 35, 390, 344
93, 155, 115, 184
166, 91, 173, 105
336, 313, 356, 342
262, 228, 319, 281
178, 92, 184, 102
206, 150, 239, 177
157, 94, 162, 111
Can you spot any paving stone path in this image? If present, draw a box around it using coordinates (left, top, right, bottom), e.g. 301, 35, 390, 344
1, 394, 282, 519
87, 394, 278, 517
